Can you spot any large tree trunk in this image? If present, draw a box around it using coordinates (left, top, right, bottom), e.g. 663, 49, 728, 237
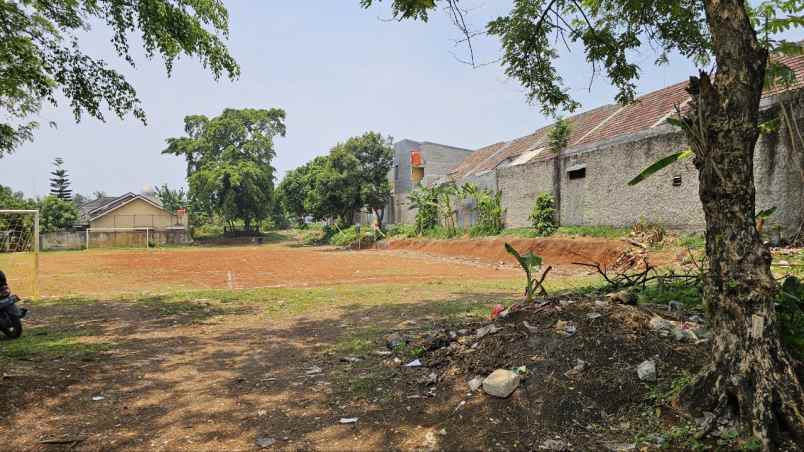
676, 1, 804, 449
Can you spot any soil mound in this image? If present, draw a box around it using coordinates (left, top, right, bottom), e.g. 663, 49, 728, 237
386, 237, 627, 268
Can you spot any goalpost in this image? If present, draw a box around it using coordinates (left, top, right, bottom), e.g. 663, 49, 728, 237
0, 210, 39, 299
85, 227, 154, 250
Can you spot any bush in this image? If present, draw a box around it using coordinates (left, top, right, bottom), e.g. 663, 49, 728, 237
528, 193, 557, 236
385, 224, 416, 239
39, 196, 79, 232
464, 184, 505, 236
329, 226, 374, 247
300, 224, 334, 245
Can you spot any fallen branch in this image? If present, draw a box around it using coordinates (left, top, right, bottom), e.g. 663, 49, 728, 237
39, 437, 86, 445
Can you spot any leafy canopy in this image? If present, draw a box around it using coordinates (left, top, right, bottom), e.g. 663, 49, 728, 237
362, 0, 801, 115
39, 196, 79, 233
0, 0, 239, 157
163, 108, 286, 231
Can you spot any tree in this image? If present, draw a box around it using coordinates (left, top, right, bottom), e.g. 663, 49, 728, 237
92, 191, 108, 200
163, 108, 286, 232
72, 193, 88, 208
340, 132, 394, 227
304, 152, 362, 225
154, 184, 188, 213
39, 196, 79, 232
49, 158, 72, 201
276, 164, 314, 227
361, 0, 804, 447
0, 0, 239, 157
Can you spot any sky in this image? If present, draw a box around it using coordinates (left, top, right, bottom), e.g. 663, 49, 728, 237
3, 1, 703, 198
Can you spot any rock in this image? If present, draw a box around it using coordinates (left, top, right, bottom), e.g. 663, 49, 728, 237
565, 359, 588, 377
418, 371, 438, 385
540, 439, 571, 450
595, 300, 609, 307
673, 327, 696, 342
468, 376, 484, 392
607, 290, 637, 305
386, 333, 407, 350
340, 356, 362, 363
667, 300, 683, 312
649, 316, 675, 334
476, 324, 502, 339
688, 314, 705, 323
305, 365, 323, 375
255, 437, 276, 448
637, 359, 657, 382
416, 331, 450, 351
482, 369, 520, 398
586, 312, 602, 320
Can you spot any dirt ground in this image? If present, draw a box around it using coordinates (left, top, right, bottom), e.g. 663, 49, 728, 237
1, 237, 777, 451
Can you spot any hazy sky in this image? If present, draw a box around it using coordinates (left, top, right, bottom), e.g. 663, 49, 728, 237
4, 1, 703, 198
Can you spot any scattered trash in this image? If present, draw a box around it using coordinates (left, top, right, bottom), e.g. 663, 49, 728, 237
91, 396, 105, 401
553, 320, 576, 337
522, 321, 539, 333
604, 442, 637, 451
453, 400, 466, 413
340, 356, 362, 363
257, 409, 267, 417
689, 314, 705, 323
418, 371, 438, 385
637, 359, 657, 382
404, 359, 422, 368
586, 312, 602, 320
482, 369, 521, 398
540, 439, 571, 450
305, 365, 323, 375
649, 317, 675, 334
607, 290, 637, 305
512, 365, 528, 376
559, 299, 576, 307
490, 304, 506, 319
373, 350, 392, 356
595, 300, 609, 307
255, 437, 276, 448
475, 324, 502, 339
564, 359, 588, 377
339, 417, 359, 424
467, 376, 484, 392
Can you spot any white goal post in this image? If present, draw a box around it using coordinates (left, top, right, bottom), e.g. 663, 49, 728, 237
85, 227, 154, 250
0, 209, 39, 299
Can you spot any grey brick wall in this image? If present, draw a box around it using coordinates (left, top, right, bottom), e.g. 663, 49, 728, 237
498, 159, 553, 228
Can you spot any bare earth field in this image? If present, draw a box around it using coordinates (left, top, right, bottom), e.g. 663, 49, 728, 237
2, 237, 794, 451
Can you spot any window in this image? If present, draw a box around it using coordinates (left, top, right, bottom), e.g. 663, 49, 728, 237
567, 167, 586, 180
672, 175, 682, 187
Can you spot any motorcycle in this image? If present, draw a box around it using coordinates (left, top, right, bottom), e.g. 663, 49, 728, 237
0, 294, 27, 339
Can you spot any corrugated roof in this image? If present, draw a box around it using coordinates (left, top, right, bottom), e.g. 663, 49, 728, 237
453, 53, 804, 178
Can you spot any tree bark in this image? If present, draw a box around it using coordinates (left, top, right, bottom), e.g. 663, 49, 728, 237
676, 1, 804, 449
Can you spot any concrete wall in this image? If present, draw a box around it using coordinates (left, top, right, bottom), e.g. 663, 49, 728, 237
498, 159, 553, 228
41, 229, 192, 250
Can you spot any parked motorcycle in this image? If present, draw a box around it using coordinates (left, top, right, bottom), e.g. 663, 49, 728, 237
0, 295, 27, 339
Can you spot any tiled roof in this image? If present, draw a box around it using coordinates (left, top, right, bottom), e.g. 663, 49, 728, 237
454, 53, 804, 178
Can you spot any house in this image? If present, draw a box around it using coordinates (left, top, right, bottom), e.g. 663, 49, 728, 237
385, 139, 473, 225
438, 53, 804, 236
78, 191, 188, 231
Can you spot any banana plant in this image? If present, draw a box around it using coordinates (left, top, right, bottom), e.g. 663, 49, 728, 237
505, 243, 551, 303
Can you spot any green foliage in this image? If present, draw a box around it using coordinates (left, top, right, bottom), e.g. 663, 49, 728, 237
628, 149, 694, 186
505, 242, 545, 303
154, 184, 188, 213
556, 225, 630, 238
778, 276, 804, 359
0, 0, 239, 157
528, 192, 557, 236
407, 184, 440, 234
280, 132, 393, 227
39, 196, 79, 232
164, 108, 286, 232
463, 183, 505, 236
49, 158, 72, 200
548, 117, 571, 153
385, 224, 417, 239
329, 226, 374, 247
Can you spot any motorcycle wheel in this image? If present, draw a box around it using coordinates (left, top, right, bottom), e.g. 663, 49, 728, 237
0, 316, 22, 339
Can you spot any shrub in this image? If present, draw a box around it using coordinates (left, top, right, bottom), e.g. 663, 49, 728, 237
385, 224, 416, 239
300, 224, 335, 245
463, 184, 505, 236
39, 196, 79, 232
329, 226, 373, 247
407, 186, 439, 234
528, 193, 557, 236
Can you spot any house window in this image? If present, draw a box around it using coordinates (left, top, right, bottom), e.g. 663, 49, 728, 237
672, 175, 683, 187
567, 164, 586, 180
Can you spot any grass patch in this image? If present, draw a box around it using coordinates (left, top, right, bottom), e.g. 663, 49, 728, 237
0, 327, 111, 360
334, 325, 383, 356
556, 225, 630, 239
675, 233, 706, 250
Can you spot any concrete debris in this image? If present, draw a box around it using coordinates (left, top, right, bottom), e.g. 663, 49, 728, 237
255, 437, 276, 448
522, 321, 539, 333
540, 439, 571, 450
475, 324, 502, 339
468, 376, 484, 392
482, 369, 521, 398
637, 359, 657, 382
